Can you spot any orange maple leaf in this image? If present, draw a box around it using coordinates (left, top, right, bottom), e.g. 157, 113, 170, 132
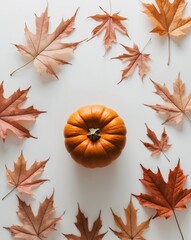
63, 205, 107, 239
0, 82, 44, 140
134, 161, 191, 239
11, 7, 80, 79
142, 0, 191, 65
5, 193, 63, 240
112, 42, 150, 83
3, 152, 48, 200
110, 197, 151, 239
88, 7, 129, 51
141, 124, 171, 162
145, 74, 191, 125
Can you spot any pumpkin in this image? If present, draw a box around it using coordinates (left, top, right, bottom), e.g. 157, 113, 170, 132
64, 105, 127, 168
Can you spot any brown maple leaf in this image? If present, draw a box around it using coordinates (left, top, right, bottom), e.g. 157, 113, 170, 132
112, 41, 150, 83
110, 197, 151, 239
88, 7, 129, 51
5, 193, 63, 240
145, 74, 191, 125
142, 0, 191, 65
0, 82, 44, 140
141, 124, 171, 162
63, 205, 107, 239
11, 6, 80, 79
134, 161, 191, 239
3, 152, 48, 200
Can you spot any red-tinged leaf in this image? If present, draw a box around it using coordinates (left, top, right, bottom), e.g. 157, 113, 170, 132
88, 6, 129, 51
63, 205, 107, 239
134, 161, 191, 219
141, 124, 171, 161
5, 193, 63, 240
133, 161, 191, 239
0, 82, 44, 140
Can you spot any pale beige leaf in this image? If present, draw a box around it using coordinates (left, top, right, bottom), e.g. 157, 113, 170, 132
13, 7, 80, 78
4, 152, 48, 198
145, 75, 191, 124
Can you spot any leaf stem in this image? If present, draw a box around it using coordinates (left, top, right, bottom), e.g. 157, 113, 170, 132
109, 0, 112, 14
141, 38, 151, 54
2, 187, 17, 200
173, 210, 184, 240
161, 151, 170, 162
167, 34, 171, 66
185, 113, 191, 123
10, 59, 34, 76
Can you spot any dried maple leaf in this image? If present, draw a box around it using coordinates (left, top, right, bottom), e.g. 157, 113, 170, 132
0, 82, 44, 140
63, 205, 107, 239
134, 161, 191, 239
141, 124, 171, 162
88, 7, 129, 51
142, 0, 191, 65
11, 6, 80, 79
3, 152, 48, 200
145, 74, 191, 125
5, 193, 63, 240
110, 197, 151, 239
112, 41, 150, 83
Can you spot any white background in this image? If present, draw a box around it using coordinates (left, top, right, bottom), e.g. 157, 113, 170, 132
0, 0, 191, 239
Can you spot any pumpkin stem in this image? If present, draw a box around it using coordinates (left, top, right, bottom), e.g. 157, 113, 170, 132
87, 128, 100, 142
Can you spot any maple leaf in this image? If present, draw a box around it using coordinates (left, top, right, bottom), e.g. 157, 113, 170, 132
141, 124, 171, 162
142, 0, 191, 65
63, 205, 107, 239
145, 74, 191, 125
0, 82, 44, 140
112, 41, 150, 83
134, 161, 191, 218
3, 152, 48, 200
11, 6, 80, 79
110, 197, 151, 240
88, 7, 129, 51
5, 193, 63, 240
134, 161, 191, 239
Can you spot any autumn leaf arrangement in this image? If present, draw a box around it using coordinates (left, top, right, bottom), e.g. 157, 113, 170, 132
1, 0, 191, 239
9, 0, 191, 81
1, 149, 152, 240
9, 0, 152, 83
2, 151, 152, 239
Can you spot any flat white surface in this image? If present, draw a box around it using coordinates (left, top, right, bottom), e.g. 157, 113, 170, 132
0, 0, 191, 239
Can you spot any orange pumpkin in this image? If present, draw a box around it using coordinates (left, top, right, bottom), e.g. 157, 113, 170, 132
64, 105, 126, 168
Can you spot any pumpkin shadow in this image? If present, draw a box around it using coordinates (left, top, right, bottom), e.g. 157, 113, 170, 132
71, 158, 126, 210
